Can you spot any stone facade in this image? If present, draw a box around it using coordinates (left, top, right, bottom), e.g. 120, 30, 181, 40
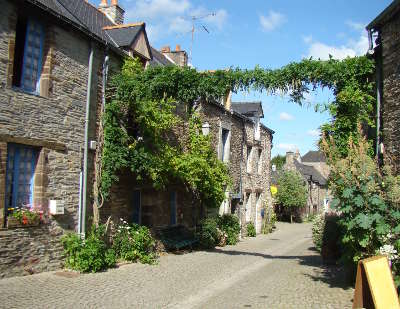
198, 100, 273, 234
0, 0, 126, 277
375, 9, 400, 173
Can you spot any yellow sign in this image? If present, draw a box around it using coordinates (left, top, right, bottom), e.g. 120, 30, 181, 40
353, 255, 400, 309
270, 185, 277, 196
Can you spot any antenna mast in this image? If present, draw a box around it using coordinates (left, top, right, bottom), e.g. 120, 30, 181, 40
189, 12, 215, 63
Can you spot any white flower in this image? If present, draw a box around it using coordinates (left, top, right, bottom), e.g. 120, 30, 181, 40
379, 244, 399, 261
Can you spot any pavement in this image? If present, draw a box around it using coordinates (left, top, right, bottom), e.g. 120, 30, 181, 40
0, 222, 354, 309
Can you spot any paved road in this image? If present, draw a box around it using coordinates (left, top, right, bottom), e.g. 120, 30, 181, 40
0, 223, 354, 309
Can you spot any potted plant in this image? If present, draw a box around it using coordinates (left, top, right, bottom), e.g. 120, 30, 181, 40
7, 208, 41, 228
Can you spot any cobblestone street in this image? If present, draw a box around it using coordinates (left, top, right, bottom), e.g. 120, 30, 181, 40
1, 223, 354, 308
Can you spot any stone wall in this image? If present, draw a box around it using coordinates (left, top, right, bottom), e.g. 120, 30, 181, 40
380, 10, 400, 173
0, 1, 118, 277
0, 224, 64, 278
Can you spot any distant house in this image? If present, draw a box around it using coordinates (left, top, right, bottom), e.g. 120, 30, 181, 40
366, 0, 400, 172
281, 150, 330, 216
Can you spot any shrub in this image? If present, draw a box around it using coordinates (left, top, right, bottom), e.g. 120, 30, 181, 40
322, 133, 400, 284
247, 222, 256, 237
262, 209, 277, 234
61, 225, 116, 273
197, 218, 220, 249
217, 214, 241, 245
112, 219, 156, 264
312, 214, 325, 252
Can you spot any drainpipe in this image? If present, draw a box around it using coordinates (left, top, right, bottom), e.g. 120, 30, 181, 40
81, 42, 94, 237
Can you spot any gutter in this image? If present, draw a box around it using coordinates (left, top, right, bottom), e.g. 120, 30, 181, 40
80, 42, 94, 237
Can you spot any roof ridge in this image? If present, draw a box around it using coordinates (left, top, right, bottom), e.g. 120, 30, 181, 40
103, 22, 145, 30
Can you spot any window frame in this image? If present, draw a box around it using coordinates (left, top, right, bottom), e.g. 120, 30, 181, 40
246, 145, 253, 173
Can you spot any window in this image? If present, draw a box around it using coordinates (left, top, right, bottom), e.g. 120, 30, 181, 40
12, 17, 45, 94
5, 144, 39, 217
245, 192, 251, 222
255, 193, 261, 232
254, 117, 260, 141
170, 191, 177, 225
257, 149, 262, 174
221, 128, 230, 162
246, 146, 253, 173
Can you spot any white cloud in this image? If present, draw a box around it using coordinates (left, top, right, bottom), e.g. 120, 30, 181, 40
302, 35, 312, 44
125, 0, 228, 43
346, 20, 365, 31
307, 129, 320, 137
260, 10, 286, 32
277, 143, 297, 151
279, 112, 294, 121
304, 24, 369, 60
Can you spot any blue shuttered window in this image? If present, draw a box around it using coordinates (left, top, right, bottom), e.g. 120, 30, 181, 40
5, 144, 39, 216
20, 19, 45, 93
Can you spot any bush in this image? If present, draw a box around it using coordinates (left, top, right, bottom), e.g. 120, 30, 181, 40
247, 222, 256, 237
217, 214, 241, 245
61, 225, 116, 273
312, 214, 325, 252
197, 217, 220, 249
112, 219, 156, 264
262, 210, 277, 234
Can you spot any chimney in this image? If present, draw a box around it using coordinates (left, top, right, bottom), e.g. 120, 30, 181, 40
98, 0, 125, 25
160, 45, 188, 67
295, 149, 301, 162
224, 89, 232, 111
285, 151, 295, 170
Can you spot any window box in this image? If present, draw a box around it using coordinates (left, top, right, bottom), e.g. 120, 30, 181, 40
7, 216, 40, 228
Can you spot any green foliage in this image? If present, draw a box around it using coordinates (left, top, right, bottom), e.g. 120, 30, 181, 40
247, 222, 256, 237
61, 225, 116, 273
312, 214, 325, 252
276, 170, 308, 220
271, 155, 286, 170
217, 214, 241, 245
197, 217, 220, 249
112, 219, 156, 264
322, 134, 400, 281
101, 58, 230, 208
262, 209, 277, 234
101, 56, 375, 204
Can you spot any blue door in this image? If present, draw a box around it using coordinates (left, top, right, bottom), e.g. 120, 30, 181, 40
170, 191, 177, 225
5, 144, 39, 216
132, 190, 141, 224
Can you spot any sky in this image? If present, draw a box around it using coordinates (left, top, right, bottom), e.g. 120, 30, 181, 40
96, 0, 391, 157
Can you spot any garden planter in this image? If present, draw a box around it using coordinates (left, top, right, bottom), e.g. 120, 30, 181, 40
7, 217, 40, 228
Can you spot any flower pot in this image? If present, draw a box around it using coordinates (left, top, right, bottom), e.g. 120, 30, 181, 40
7, 216, 40, 228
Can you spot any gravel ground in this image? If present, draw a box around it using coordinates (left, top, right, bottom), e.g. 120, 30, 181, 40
0, 222, 354, 309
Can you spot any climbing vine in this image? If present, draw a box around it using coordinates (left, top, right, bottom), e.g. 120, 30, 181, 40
99, 56, 375, 209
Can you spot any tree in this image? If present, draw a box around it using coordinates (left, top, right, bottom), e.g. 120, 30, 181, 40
276, 170, 307, 223
271, 154, 286, 170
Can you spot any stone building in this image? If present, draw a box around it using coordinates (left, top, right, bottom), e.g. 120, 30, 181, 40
367, 1, 400, 172
282, 150, 330, 216
0, 0, 152, 277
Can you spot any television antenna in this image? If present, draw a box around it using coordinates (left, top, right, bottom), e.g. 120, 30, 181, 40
189, 13, 216, 63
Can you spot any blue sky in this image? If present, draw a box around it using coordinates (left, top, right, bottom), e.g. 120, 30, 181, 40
98, 0, 391, 157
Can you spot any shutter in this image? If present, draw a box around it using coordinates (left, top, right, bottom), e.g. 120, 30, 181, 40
21, 19, 44, 93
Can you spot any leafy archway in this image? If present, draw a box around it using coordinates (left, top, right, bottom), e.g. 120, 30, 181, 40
96, 56, 375, 222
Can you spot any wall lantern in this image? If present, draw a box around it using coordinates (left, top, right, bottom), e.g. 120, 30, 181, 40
202, 122, 210, 135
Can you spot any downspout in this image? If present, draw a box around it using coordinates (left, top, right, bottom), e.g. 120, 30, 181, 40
81, 42, 94, 237
238, 119, 246, 236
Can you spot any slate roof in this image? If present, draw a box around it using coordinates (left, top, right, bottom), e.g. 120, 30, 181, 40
149, 47, 175, 66
104, 24, 143, 47
231, 102, 264, 118
367, 0, 400, 30
294, 161, 327, 186
301, 150, 326, 163
25, 0, 151, 60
